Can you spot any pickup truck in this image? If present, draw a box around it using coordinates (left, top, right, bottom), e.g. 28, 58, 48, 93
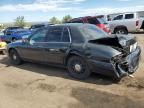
107, 12, 144, 34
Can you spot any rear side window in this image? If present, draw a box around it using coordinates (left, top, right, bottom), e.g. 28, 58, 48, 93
70, 26, 84, 43
62, 28, 70, 42
113, 15, 123, 20
87, 17, 100, 24
125, 14, 134, 19
46, 27, 63, 42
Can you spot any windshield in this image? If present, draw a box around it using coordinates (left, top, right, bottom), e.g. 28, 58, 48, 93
97, 18, 108, 24
78, 24, 109, 40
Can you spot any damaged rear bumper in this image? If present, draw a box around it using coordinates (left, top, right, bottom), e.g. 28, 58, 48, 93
88, 46, 141, 79
113, 46, 141, 78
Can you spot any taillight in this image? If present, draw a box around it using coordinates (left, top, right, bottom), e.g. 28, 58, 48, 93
136, 20, 139, 27
103, 25, 111, 34
97, 24, 111, 34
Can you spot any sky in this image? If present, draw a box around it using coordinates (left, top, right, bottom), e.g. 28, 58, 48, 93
0, 0, 144, 23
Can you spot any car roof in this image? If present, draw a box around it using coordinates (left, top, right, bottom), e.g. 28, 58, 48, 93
31, 23, 53, 26
70, 16, 97, 20
8, 29, 29, 32
49, 23, 90, 28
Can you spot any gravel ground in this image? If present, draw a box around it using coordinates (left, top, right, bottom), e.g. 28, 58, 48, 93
0, 33, 144, 108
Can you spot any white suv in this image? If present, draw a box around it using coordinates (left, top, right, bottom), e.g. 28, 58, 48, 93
108, 12, 144, 34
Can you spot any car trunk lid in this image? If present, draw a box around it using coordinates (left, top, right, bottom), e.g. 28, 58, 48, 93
88, 34, 137, 54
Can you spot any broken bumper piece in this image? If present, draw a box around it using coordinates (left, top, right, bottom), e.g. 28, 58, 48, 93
116, 46, 141, 78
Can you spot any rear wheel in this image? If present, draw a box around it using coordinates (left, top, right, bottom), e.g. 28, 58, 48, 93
115, 28, 128, 34
67, 56, 91, 80
9, 49, 22, 65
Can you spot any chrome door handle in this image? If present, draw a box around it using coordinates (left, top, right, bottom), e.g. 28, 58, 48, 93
49, 49, 55, 51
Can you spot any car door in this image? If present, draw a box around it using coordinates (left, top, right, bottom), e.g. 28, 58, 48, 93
19, 28, 48, 62
109, 14, 124, 32
43, 26, 71, 64
123, 13, 136, 31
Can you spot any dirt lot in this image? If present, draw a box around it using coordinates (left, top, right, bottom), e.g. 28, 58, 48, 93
0, 33, 144, 108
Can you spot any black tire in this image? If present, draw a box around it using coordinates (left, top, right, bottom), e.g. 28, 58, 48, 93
9, 49, 22, 65
115, 28, 128, 34
67, 56, 91, 80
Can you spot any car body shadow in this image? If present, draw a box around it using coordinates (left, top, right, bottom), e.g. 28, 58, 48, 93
131, 32, 144, 34
0, 56, 115, 85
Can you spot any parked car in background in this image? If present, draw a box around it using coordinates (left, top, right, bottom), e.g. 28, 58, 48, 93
30, 23, 53, 31
7, 23, 141, 81
100, 11, 144, 34
3, 26, 23, 35
1, 29, 31, 43
67, 16, 111, 34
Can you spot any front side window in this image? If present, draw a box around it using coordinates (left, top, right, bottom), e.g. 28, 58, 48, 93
30, 29, 47, 44
113, 15, 123, 20
46, 27, 63, 42
125, 14, 134, 19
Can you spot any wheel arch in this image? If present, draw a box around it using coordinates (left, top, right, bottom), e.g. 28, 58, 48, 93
114, 25, 128, 34
64, 50, 85, 66
8, 48, 17, 55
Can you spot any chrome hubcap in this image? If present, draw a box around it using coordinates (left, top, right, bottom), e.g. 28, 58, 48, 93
116, 30, 124, 34
13, 54, 17, 60
74, 64, 82, 72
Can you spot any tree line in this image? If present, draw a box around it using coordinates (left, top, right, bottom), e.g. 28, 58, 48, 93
14, 15, 72, 27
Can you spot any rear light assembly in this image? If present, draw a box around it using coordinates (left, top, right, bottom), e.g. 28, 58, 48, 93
97, 24, 111, 34
102, 24, 111, 34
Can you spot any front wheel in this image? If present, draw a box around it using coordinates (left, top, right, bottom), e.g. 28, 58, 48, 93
9, 49, 22, 65
115, 28, 128, 34
67, 56, 91, 80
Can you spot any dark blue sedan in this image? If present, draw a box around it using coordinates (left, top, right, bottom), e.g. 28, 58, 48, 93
7, 24, 141, 81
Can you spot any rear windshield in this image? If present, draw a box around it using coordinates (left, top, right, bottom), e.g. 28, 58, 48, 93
97, 18, 108, 24
78, 24, 108, 40
87, 17, 100, 25
31, 25, 45, 29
